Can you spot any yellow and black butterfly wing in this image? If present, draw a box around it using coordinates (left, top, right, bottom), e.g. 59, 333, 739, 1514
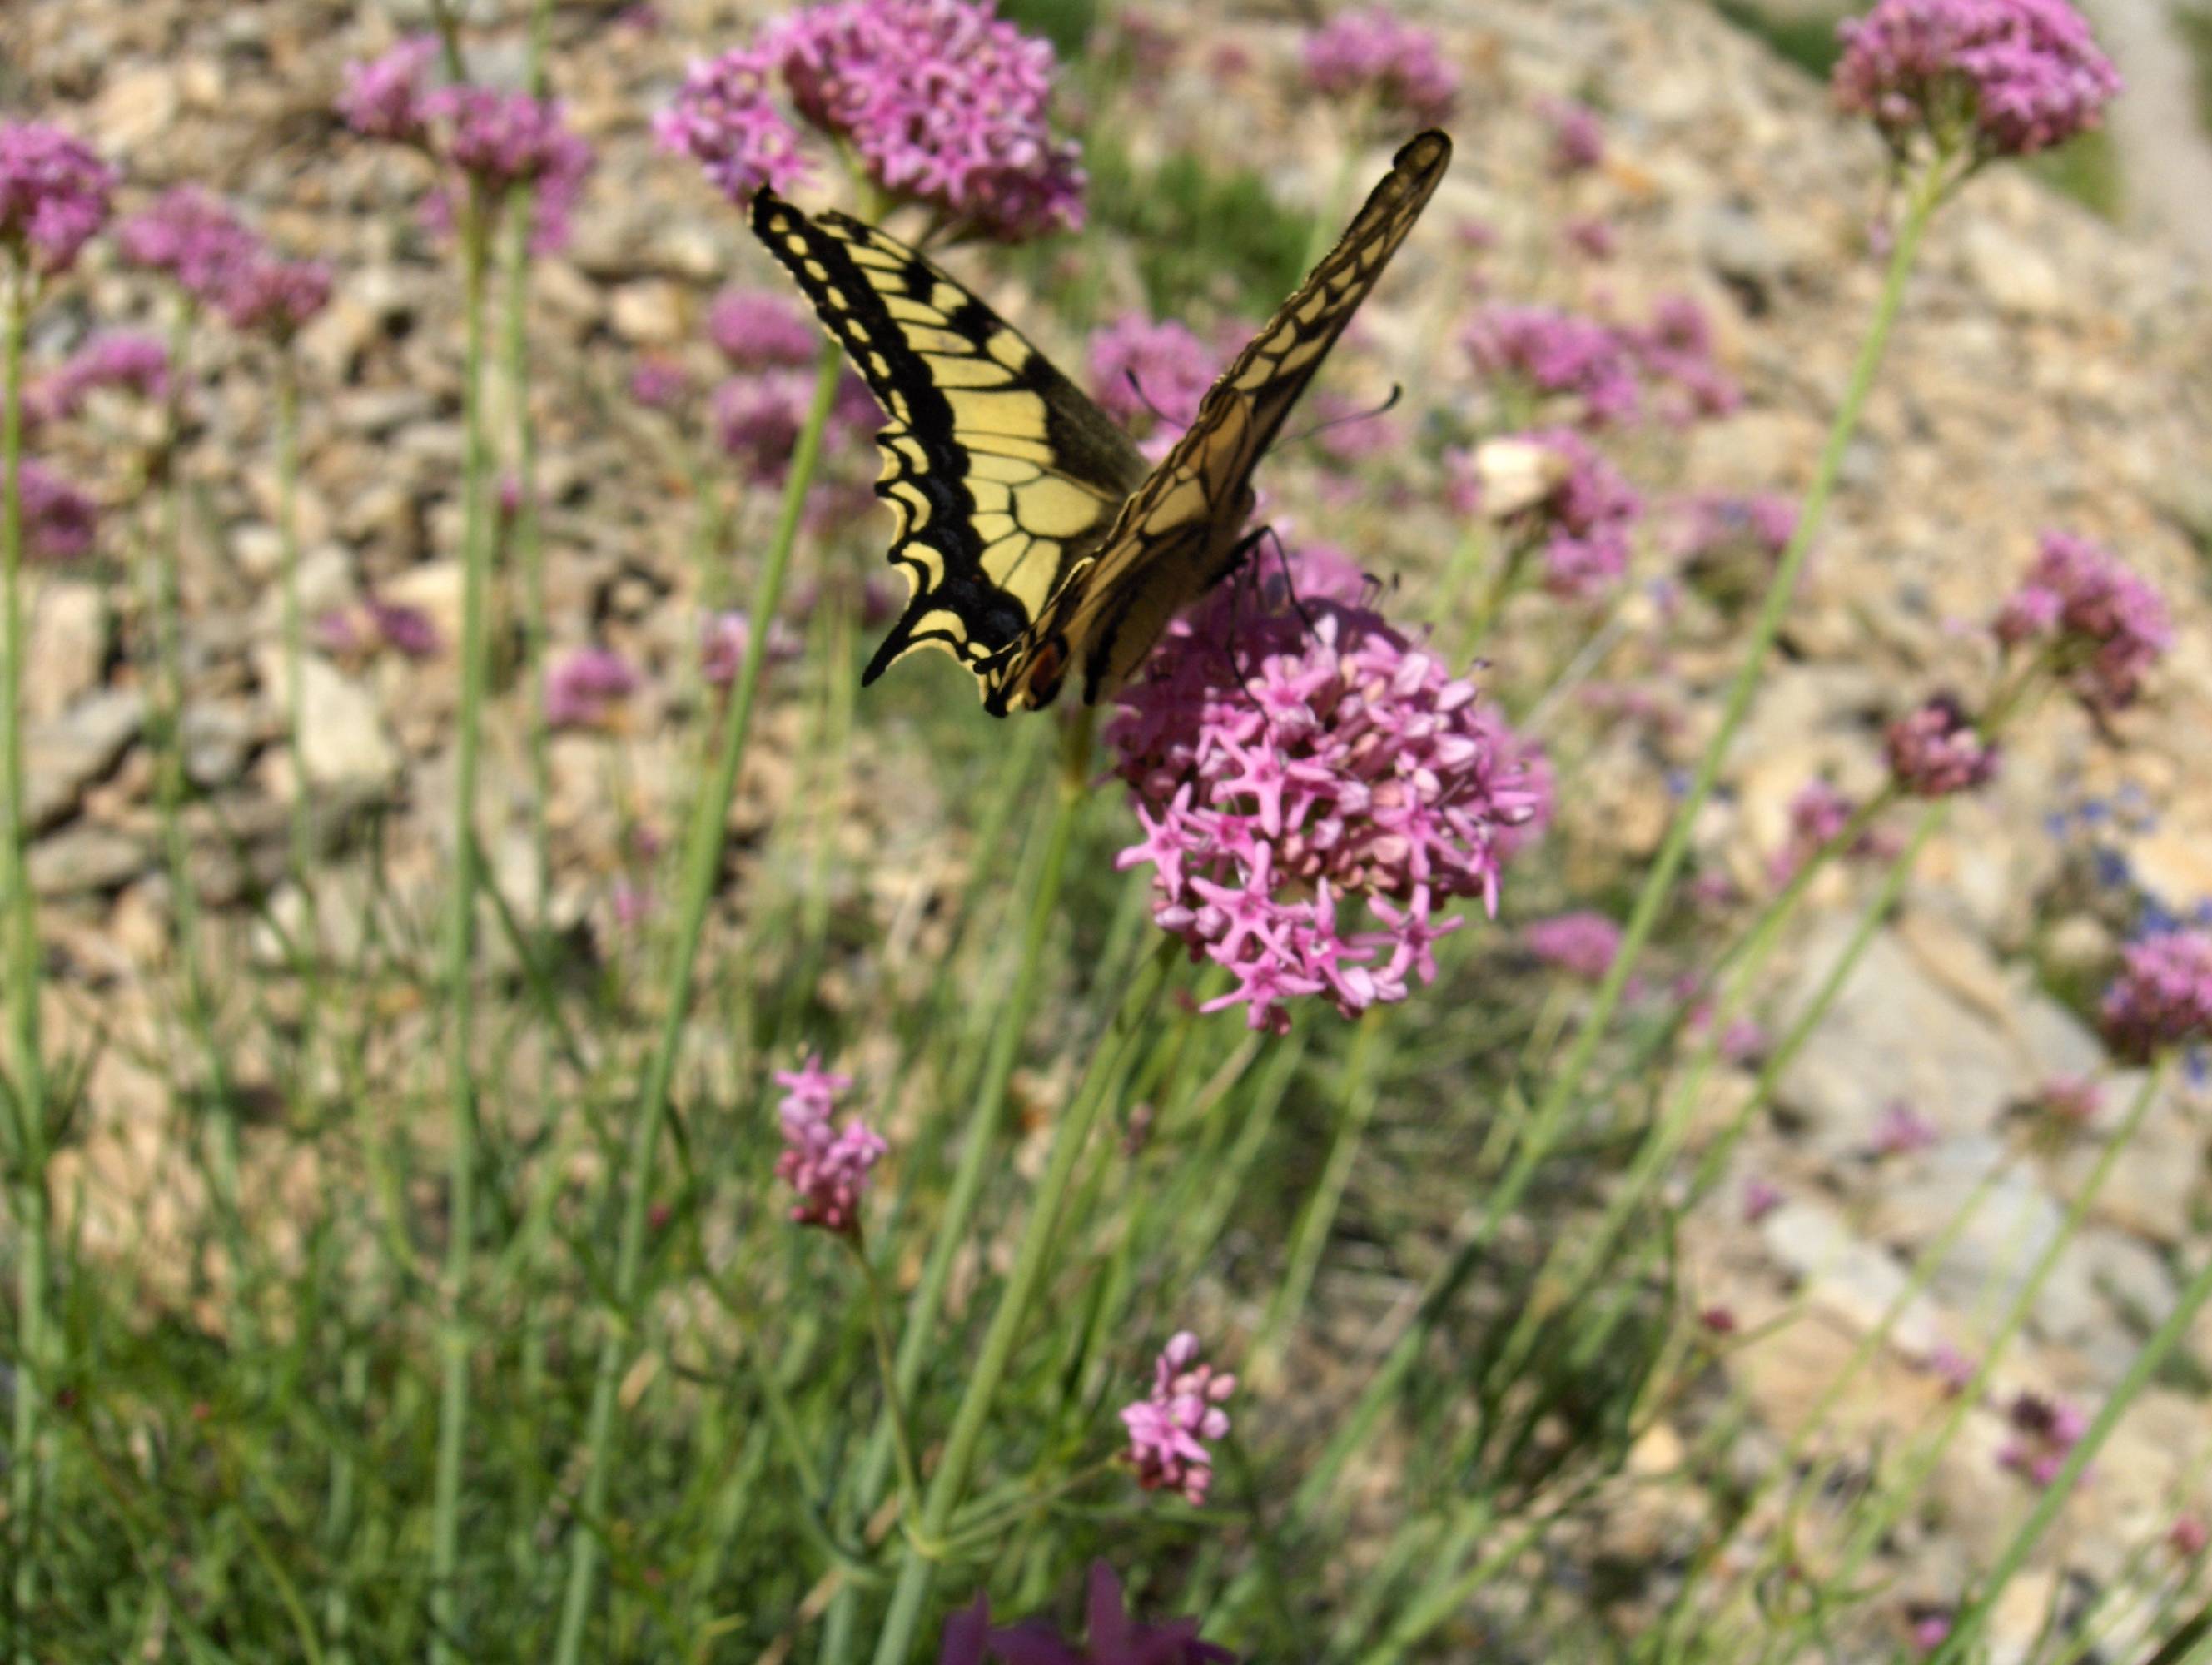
984, 128, 1454, 713
749, 190, 1149, 686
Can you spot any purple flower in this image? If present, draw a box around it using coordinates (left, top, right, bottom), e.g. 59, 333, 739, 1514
116, 187, 261, 304
367, 600, 440, 659
657, 45, 814, 201
2031, 1072, 2101, 1129
940, 1562, 1236, 1665
2170, 1516, 2210, 1558
1119, 1333, 1235, 1506
1522, 911, 1623, 981
1834, 0, 2120, 162
1628, 296, 1741, 424
707, 287, 819, 372
773, 1054, 883, 1235
701, 609, 803, 686
1870, 1098, 1941, 1156
2098, 929, 2212, 1063
629, 356, 692, 411
1770, 778, 1893, 882
337, 36, 440, 143
1563, 216, 1616, 261
1678, 491, 1798, 569
1522, 428, 1641, 599
421, 89, 595, 252
1923, 1339, 1980, 1394
1742, 1177, 1784, 1223
1301, 7, 1459, 125
1540, 97, 1606, 175
1998, 1389, 2091, 1488
544, 647, 639, 729
712, 370, 813, 480
15, 462, 98, 562
27, 332, 170, 424
1910, 1613, 1953, 1653
1885, 694, 1999, 797
1464, 306, 1640, 429
216, 257, 334, 340
1993, 530, 2170, 712
1107, 551, 1538, 1032
0, 122, 116, 276
1088, 313, 1221, 451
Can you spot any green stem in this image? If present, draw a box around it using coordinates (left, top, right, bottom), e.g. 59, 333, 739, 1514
867, 935, 1179, 1665
278, 349, 311, 923
1235, 152, 1948, 1585
854, 1244, 926, 1531
2, 249, 46, 1665
552, 340, 844, 1665
501, 184, 551, 946
428, 186, 495, 1663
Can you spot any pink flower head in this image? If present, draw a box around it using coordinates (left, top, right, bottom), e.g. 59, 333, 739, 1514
367, 600, 440, 659
657, 45, 814, 200
1871, 1098, 1941, 1156
701, 609, 803, 686
1522, 911, 1623, 981
1519, 427, 1641, 600
420, 88, 595, 252
1301, 8, 1459, 125
1910, 1613, 1954, 1653
939, 1562, 1237, 1665
1563, 215, 1617, 261
1108, 551, 1538, 1032
713, 370, 814, 480
1119, 1332, 1235, 1506
544, 647, 639, 729
27, 332, 170, 424
1678, 491, 1798, 569
115, 187, 261, 304
2030, 1072, 2101, 1130
217, 258, 334, 340
0, 122, 116, 276
1994, 530, 2170, 712
773, 1054, 883, 1235
1540, 97, 1606, 175
337, 37, 440, 143
751, 0, 1086, 241
629, 356, 692, 411
1628, 295, 1741, 424
1834, 0, 2120, 162
1088, 312, 1222, 450
1464, 306, 1640, 429
1998, 1389, 2091, 1488
2170, 1515, 2210, 1559
1742, 1177, 1784, 1223
1885, 694, 1999, 797
17, 462, 98, 562
707, 287, 819, 372
1923, 1339, 1979, 1394
2098, 930, 2212, 1064
1770, 778, 1893, 883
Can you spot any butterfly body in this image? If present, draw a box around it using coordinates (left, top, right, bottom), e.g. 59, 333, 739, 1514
751, 128, 1451, 714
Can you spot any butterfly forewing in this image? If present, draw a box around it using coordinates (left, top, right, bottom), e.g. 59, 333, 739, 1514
986, 128, 1454, 712
750, 191, 1147, 685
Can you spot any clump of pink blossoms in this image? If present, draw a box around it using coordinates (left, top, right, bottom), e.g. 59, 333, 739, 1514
1834, 0, 2120, 162
1109, 553, 1537, 1032
1998, 1389, 2090, 1487
1540, 97, 1606, 175
544, 647, 640, 729
707, 287, 819, 372
0, 122, 116, 276
1119, 1333, 1235, 1506
1522, 911, 1623, 981
17, 462, 98, 562
116, 188, 259, 302
1301, 7, 1459, 125
773, 1055, 885, 1235
1511, 428, 1642, 599
2098, 929, 2212, 1065
1871, 1099, 1941, 1156
27, 333, 170, 425
701, 609, 803, 686
1628, 295, 1741, 424
1464, 306, 1640, 429
1993, 530, 2170, 713
1089, 312, 1221, 448
661, 0, 1084, 241
1886, 694, 1999, 797
940, 1563, 1235, 1665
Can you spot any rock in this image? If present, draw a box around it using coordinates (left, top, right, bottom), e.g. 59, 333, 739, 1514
24, 580, 107, 720
29, 824, 148, 896
92, 63, 181, 151
25, 690, 142, 832
609, 279, 688, 344
252, 648, 400, 798
1761, 1198, 1944, 1352
2051, 1072, 2207, 1245
1960, 219, 2069, 320
181, 702, 258, 789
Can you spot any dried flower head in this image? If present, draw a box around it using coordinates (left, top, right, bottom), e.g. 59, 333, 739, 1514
1885, 694, 1999, 797
1522, 911, 1623, 981
1834, 0, 2120, 162
707, 287, 819, 371
1993, 530, 2170, 712
1109, 553, 1537, 1032
773, 1054, 884, 1235
1302, 7, 1459, 125
939, 1562, 1236, 1665
2099, 930, 2212, 1063
544, 647, 640, 729
0, 122, 116, 276
1120, 1332, 1235, 1505
1464, 305, 1639, 429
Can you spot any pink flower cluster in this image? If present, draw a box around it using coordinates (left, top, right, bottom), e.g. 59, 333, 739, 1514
1994, 530, 2170, 712
1771, 778, 1894, 883
1871, 1099, 1941, 1156
2098, 929, 2212, 1064
1521, 428, 1642, 599
16, 462, 98, 562
700, 609, 802, 686
707, 287, 819, 371
773, 1055, 885, 1235
663, 0, 1085, 241
940, 1562, 1235, 1665
1541, 97, 1606, 175
1522, 911, 1623, 981
0, 122, 116, 276
1119, 1333, 1235, 1505
1088, 312, 1220, 446
27, 333, 170, 425
629, 356, 691, 411
1885, 695, 1999, 797
117, 189, 331, 340
1998, 1389, 2090, 1487
1678, 492, 1798, 562
1629, 296, 1741, 424
339, 41, 594, 252
544, 647, 639, 729
1464, 306, 1640, 429
1108, 552, 1537, 1032
1834, 0, 2121, 161
1301, 7, 1459, 125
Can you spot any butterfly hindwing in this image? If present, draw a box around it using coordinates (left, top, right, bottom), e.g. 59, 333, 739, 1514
984, 129, 1454, 712
748, 191, 1147, 684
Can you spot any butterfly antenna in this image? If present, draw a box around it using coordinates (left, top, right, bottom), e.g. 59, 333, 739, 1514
1122, 370, 1188, 431
1262, 525, 1320, 636
1285, 382, 1403, 448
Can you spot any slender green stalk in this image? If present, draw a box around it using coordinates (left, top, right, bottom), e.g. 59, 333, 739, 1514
1249, 153, 1951, 1555
2, 248, 47, 1665
868, 935, 1180, 1665
277, 348, 311, 927
853, 1245, 925, 1528
552, 339, 844, 1665
428, 185, 496, 1663
500, 185, 551, 945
